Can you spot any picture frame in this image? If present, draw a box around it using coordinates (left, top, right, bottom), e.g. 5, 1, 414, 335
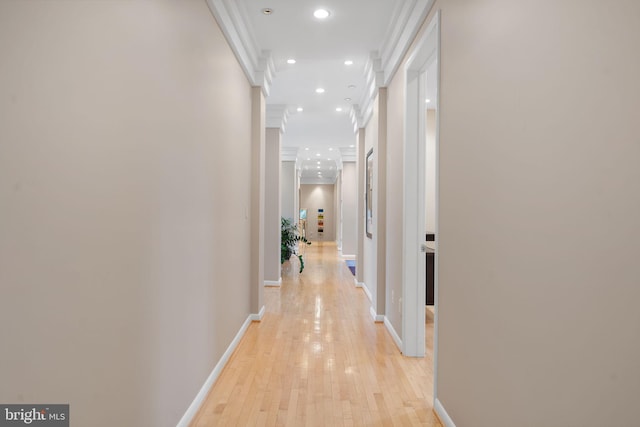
366, 148, 373, 238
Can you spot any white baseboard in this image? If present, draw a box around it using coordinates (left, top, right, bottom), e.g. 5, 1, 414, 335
384, 316, 402, 351
434, 398, 456, 427
264, 278, 282, 287
362, 282, 373, 302
176, 314, 253, 427
369, 306, 384, 323
341, 254, 356, 259
354, 278, 362, 287
250, 305, 265, 321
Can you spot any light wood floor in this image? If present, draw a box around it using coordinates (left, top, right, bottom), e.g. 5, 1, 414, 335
191, 241, 440, 426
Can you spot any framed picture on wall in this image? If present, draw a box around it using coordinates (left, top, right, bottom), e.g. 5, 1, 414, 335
366, 148, 373, 238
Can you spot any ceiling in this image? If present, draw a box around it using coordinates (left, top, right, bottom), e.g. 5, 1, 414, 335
209, 0, 434, 183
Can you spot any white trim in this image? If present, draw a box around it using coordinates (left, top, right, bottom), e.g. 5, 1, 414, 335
384, 316, 403, 351
266, 105, 289, 132
369, 306, 384, 323
281, 147, 299, 162
355, 0, 435, 129
362, 282, 373, 302
341, 254, 356, 260
434, 399, 456, 427
401, 9, 439, 358
356, 54, 383, 128
176, 314, 253, 427
380, 0, 435, 86
205, 0, 272, 95
300, 176, 337, 185
339, 147, 357, 162
250, 305, 266, 322
354, 278, 362, 288
433, 9, 442, 403
264, 278, 282, 287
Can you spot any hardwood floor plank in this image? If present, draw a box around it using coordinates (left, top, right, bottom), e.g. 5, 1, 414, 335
191, 242, 440, 426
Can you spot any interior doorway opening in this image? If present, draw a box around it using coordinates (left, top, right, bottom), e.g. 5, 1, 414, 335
401, 10, 440, 368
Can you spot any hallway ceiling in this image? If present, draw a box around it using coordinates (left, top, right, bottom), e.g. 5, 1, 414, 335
238, 0, 397, 183
214, 0, 433, 183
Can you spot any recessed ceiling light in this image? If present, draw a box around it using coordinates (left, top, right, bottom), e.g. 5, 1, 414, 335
336, 107, 343, 112
317, 161, 321, 165
344, 60, 353, 66
425, 99, 431, 103
261, 8, 273, 15
287, 59, 296, 64
328, 148, 333, 151
349, 145, 355, 148
344, 97, 352, 102
348, 84, 356, 89
317, 166, 321, 169
297, 107, 303, 112
313, 9, 330, 19
316, 153, 321, 157
315, 88, 325, 94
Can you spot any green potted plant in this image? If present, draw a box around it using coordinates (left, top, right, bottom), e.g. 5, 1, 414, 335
281, 217, 311, 273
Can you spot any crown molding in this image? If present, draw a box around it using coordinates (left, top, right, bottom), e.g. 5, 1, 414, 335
281, 147, 299, 162
379, 0, 435, 86
206, 0, 273, 96
300, 176, 338, 185
266, 104, 289, 132
208, 0, 434, 126
340, 147, 357, 162
349, 108, 360, 134
355, 0, 434, 128
355, 53, 383, 128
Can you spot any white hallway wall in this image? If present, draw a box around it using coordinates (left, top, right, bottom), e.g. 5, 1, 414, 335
0, 2, 256, 426
421, 1, 640, 426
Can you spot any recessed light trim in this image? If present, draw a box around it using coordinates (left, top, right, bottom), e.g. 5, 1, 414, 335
344, 60, 353, 66
315, 88, 325, 94
261, 8, 273, 15
287, 59, 296, 64
336, 107, 343, 112
344, 97, 352, 102
313, 9, 330, 19
297, 107, 303, 112
316, 153, 321, 157
348, 84, 356, 89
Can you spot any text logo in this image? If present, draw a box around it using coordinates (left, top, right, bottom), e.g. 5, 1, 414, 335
0, 405, 68, 427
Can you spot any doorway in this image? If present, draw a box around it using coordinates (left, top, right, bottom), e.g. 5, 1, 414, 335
401, 11, 439, 366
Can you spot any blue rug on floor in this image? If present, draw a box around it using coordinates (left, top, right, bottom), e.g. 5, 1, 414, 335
345, 260, 356, 276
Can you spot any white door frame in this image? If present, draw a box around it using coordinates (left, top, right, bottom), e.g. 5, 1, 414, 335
401, 11, 440, 360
